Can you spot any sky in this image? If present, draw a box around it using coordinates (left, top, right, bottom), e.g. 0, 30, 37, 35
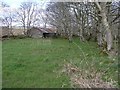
0, 0, 119, 26
0, 0, 49, 9
3, 0, 25, 8
0, 0, 50, 26
1, 0, 119, 9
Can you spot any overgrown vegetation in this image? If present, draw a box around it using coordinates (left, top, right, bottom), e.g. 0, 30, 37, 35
46, 2, 119, 54
1, 1, 119, 88
2, 38, 118, 88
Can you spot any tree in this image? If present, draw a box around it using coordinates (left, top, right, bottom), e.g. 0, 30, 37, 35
46, 2, 74, 42
95, 2, 113, 51
16, 2, 39, 35
0, 2, 15, 36
46, 2, 118, 54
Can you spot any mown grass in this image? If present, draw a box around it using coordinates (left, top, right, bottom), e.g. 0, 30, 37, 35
2, 38, 118, 88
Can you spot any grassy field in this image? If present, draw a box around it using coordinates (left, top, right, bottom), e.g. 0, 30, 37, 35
0, 41, 2, 89
2, 38, 118, 88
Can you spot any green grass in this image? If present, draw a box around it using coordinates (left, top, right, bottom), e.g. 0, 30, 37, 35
2, 38, 118, 88
0, 41, 2, 89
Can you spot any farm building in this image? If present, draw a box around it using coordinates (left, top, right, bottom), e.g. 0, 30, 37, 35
0, 26, 57, 39
27, 27, 57, 38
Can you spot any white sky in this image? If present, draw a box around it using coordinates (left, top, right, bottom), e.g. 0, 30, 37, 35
0, 0, 119, 26
0, 0, 49, 9
0, 0, 50, 26
1, 0, 119, 9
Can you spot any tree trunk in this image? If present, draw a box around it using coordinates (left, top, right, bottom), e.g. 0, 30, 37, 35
79, 27, 85, 42
95, 2, 113, 51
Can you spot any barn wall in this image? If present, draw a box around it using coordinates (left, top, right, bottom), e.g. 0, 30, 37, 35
28, 28, 43, 38
32, 33, 43, 38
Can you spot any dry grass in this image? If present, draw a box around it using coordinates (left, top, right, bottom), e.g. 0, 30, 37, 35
62, 62, 117, 88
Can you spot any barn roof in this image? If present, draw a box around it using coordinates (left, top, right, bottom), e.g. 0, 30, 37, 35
39, 27, 56, 33
39, 28, 48, 33
44, 28, 56, 33
30, 27, 57, 33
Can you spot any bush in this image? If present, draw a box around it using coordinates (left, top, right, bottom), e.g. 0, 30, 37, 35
10, 35, 29, 39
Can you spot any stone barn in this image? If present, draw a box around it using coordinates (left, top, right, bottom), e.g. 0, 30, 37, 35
27, 27, 57, 38
27, 27, 45, 38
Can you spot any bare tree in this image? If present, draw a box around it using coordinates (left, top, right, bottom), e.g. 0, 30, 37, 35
0, 2, 15, 36
16, 2, 39, 35
95, 2, 113, 51
46, 2, 118, 54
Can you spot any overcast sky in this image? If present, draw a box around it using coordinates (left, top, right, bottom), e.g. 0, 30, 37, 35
0, 0, 50, 26
0, 0, 49, 9
1, 0, 119, 9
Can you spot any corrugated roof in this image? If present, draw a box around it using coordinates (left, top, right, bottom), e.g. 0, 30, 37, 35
30, 27, 57, 33
39, 27, 56, 33
45, 28, 56, 33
